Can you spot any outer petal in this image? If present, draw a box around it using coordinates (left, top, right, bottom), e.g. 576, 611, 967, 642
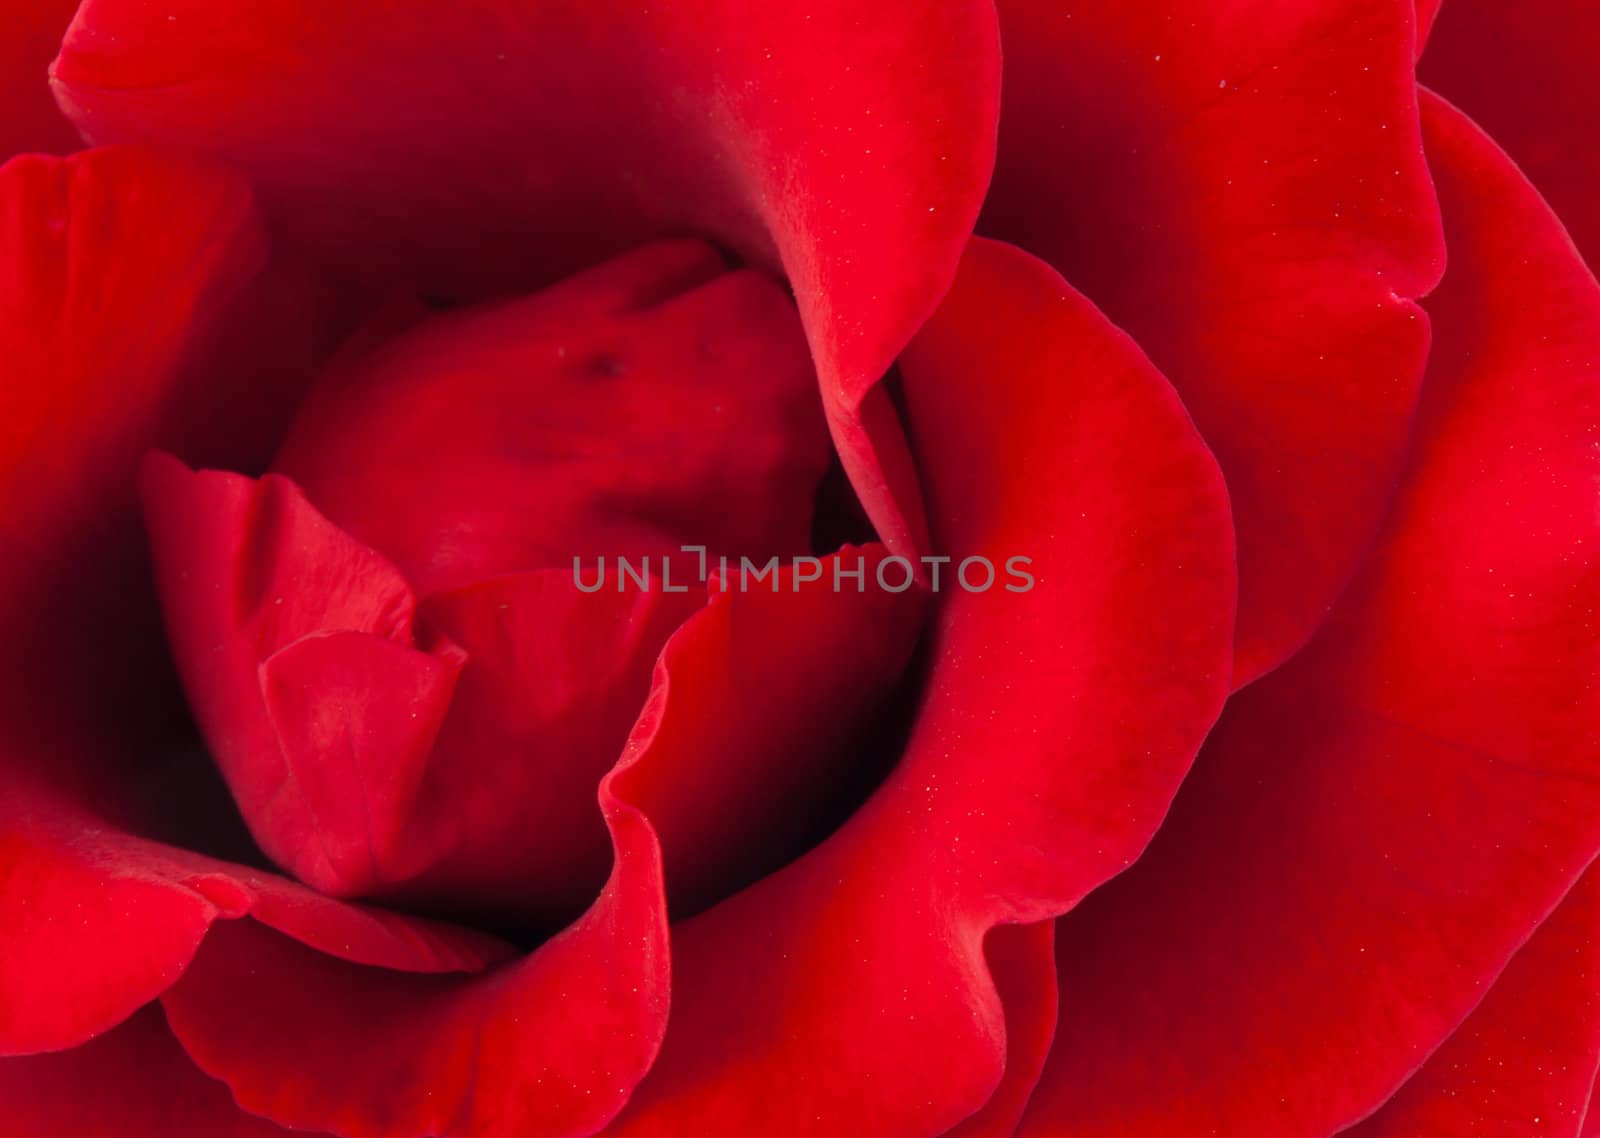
599, 239, 1235, 1137
0, 144, 345, 749
1344, 866, 1600, 1138
1016, 93, 1600, 1138
1420, 0, 1600, 270
0, 762, 512, 1056
50, 0, 1003, 559
0, 1, 80, 158
0, 1005, 316, 1138
985, 0, 1445, 682
162, 781, 668, 1138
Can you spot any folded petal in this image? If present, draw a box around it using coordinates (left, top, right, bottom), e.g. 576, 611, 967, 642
986, 0, 1445, 682
399, 572, 705, 926
157, 628, 695, 1138
940, 923, 1059, 1138
0, 1, 81, 158
145, 453, 714, 924
614, 545, 927, 918
600, 239, 1234, 1137
157, 542, 926, 1138
1420, 0, 1600, 270
0, 1004, 315, 1138
0, 762, 512, 1056
163, 839, 667, 1138
141, 455, 450, 897
1016, 92, 1600, 1138
51, 0, 1002, 559
1345, 866, 1600, 1138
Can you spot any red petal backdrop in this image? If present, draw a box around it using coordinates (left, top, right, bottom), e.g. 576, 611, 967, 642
1016, 90, 1600, 1138
986, 0, 1444, 684
0, 0, 79, 157
1420, 0, 1600, 272
49, 0, 1003, 569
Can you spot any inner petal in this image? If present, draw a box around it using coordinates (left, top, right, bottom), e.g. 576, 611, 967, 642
144, 241, 856, 926
272, 239, 831, 596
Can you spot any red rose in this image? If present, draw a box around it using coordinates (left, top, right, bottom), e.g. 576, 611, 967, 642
1, 1, 1595, 1135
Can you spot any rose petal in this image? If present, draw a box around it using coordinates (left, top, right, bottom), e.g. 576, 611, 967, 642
940, 923, 1059, 1138
1015, 92, 1600, 1138
258, 631, 466, 892
0, 146, 245, 733
157, 627, 696, 1138
0, 147, 404, 1053
140, 455, 446, 897
0, 761, 513, 1056
157, 543, 927, 1137
145, 452, 711, 922
599, 238, 1235, 1137
0, 1, 81, 158
273, 242, 830, 596
163, 835, 667, 1138
50, 0, 1002, 561
0, 1004, 317, 1137
616, 546, 927, 918
1420, 0, 1600, 270
1344, 866, 1600, 1138
400, 572, 706, 926
985, 0, 1445, 683
0, 144, 347, 749
1414, 0, 1443, 48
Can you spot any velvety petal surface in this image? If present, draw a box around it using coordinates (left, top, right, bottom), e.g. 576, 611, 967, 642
163, 825, 667, 1138
0, 1005, 316, 1138
158, 665, 678, 1138
0, 1, 81, 158
1420, 0, 1600, 271
985, 0, 1445, 682
613, 546, 927, 918
153, 547, 924, 1138
143, 456, 699, 925
0, 142, 345, 751
1, 757, 512, 1056
940, 923, 1059, 1138
51, 0, 1002, 560
1345, 866, 1600, 1138
0, 145, 392, 1056
141, 455, 459, 898
401, 572, 704, 926
1016, 92, 1600, 1138
274, 240, 829, 596
598, 238, 1235, 1137
1, 146, 238, 725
